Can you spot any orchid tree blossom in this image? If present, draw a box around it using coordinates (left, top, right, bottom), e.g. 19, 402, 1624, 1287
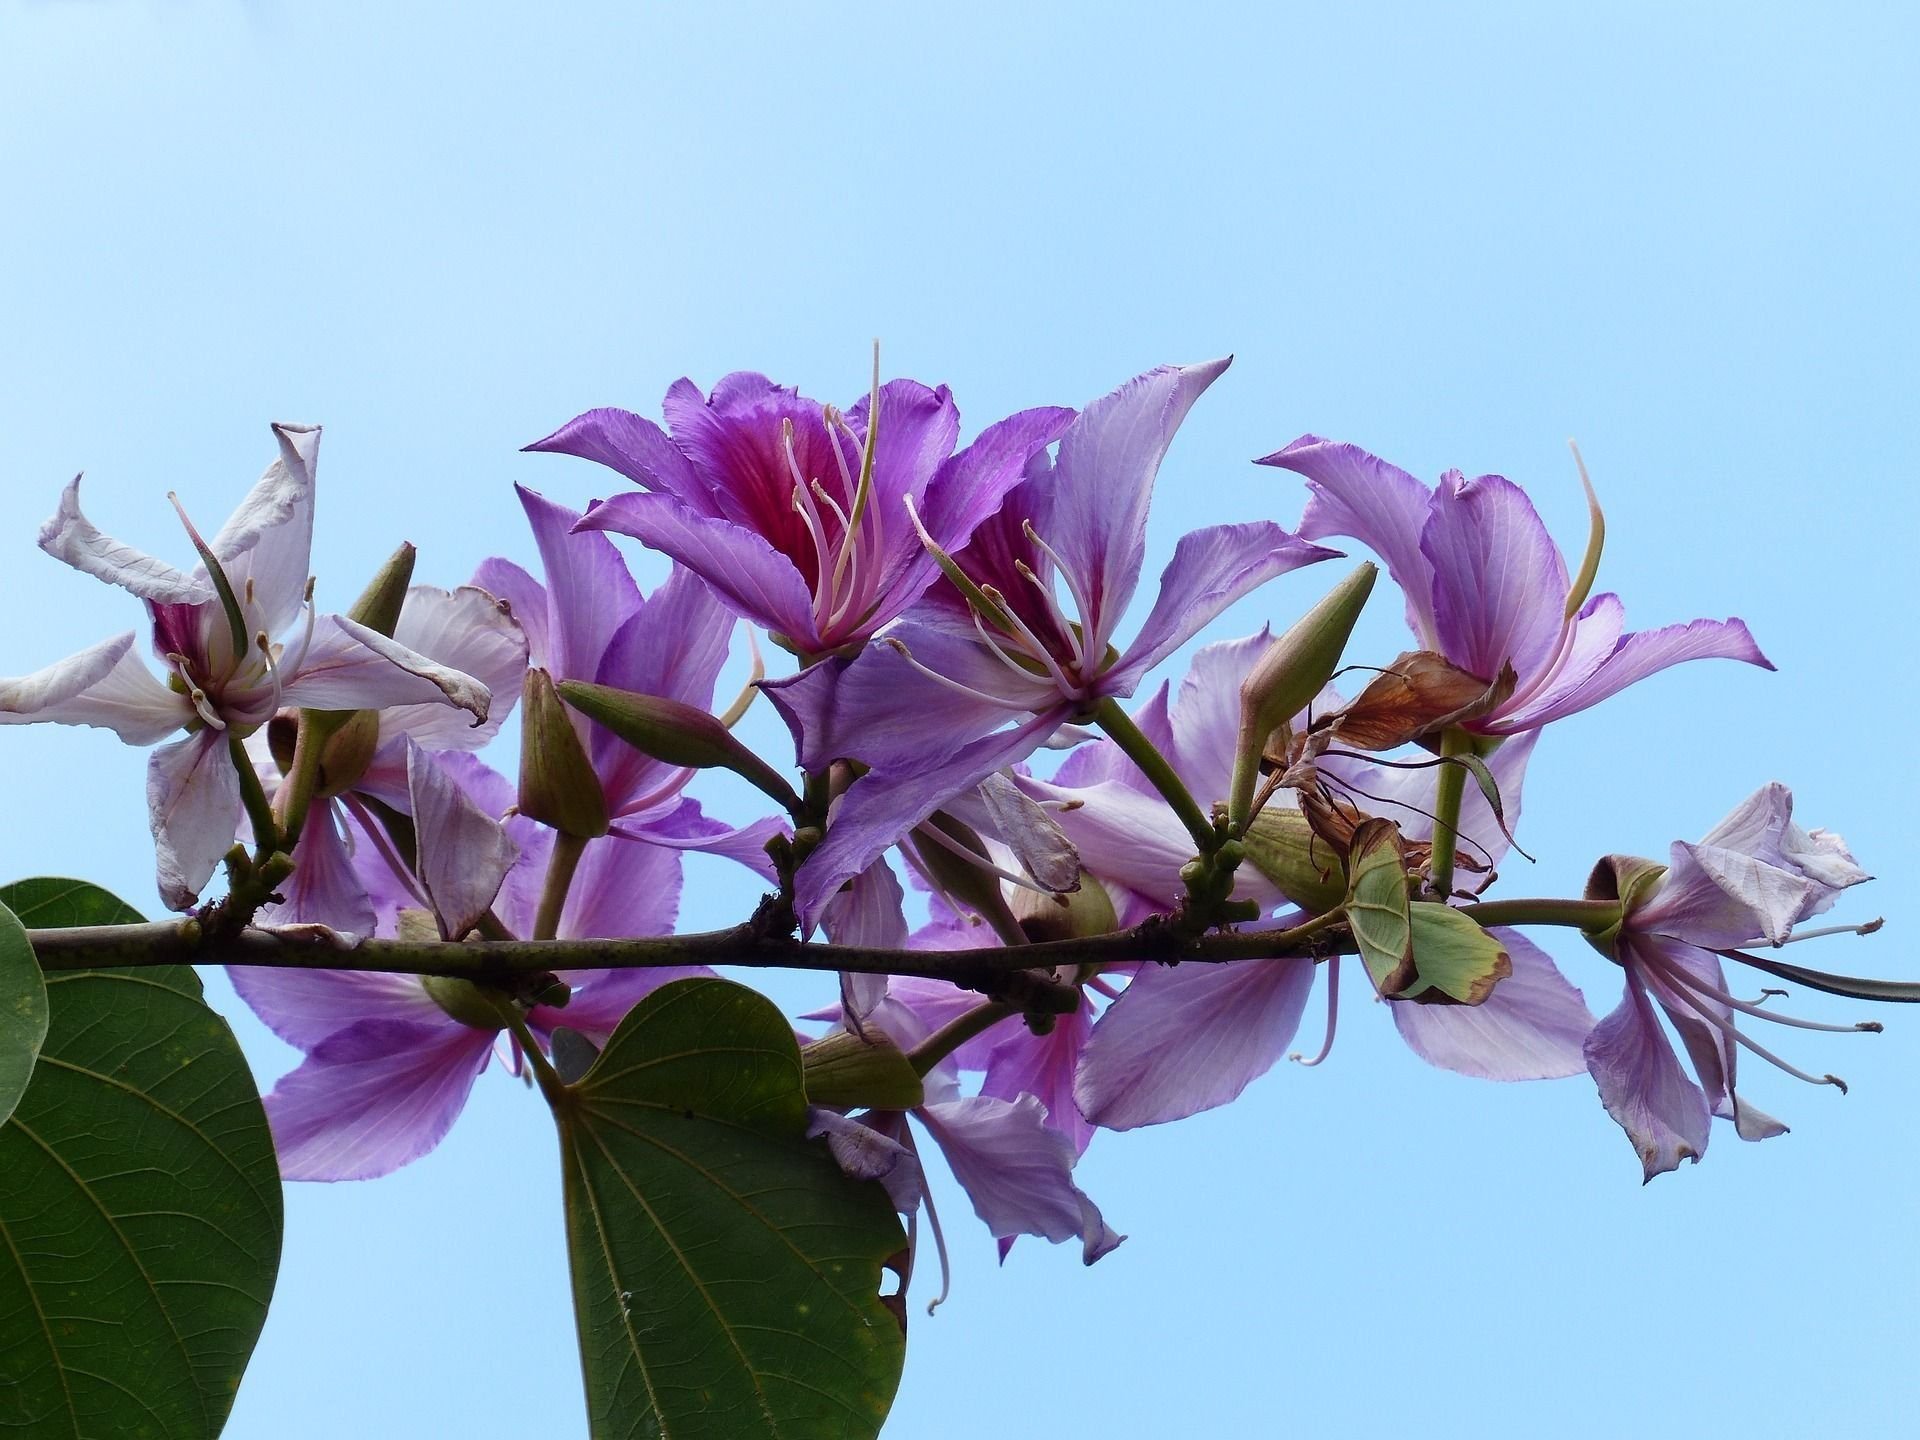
237, 748, 695, 1180
535, 364, 1073, 660
765, 359, 1338, 922
472, 484, 783, 874
1027, 630, 1593, 1132
1262, 435, 1772, 735
0, 423, 492, 908
1584, 784, 1876, 1181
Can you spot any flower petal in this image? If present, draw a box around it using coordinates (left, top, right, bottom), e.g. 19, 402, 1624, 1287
470, 557, 550, 666
509, 484, 644, 683
1418, 470, 1571, 686
610, 798, 784, 884
0, 631, 189, 744
1488, 615, 1772, 733
524, 406, 707, 508
258, 800, 378, 940
378, 584, 528, 749
1584, 975, 1712, 1181
1391, 930, 1595, 1080
264, 1018, 494, 1181
282, 614, 492, 722
147, 730, 242, 910
210, 422, 320, 638
1319, 728, 1539, 871
229, 960, 441, 1053
1636, 838, 1819, 949
408, 741, 518, 940
37, 476, 211, 604
1074, 955, 1316, 1130
1696, 783, 1869, 915
978, 1005, 1096, 1155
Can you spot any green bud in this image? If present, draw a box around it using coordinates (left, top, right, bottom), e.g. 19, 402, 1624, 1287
802, 1029, 925, 1111
1011, 873, 1117, 944
912, 811, 1026, 946
314, 707, 382, 798
421, 975, 508, 1032
346, 541, 417, 638
558, 679, 800, 815
518, 669, 610, 839
1229, 562, 1378, 832
1241, 807, 1348, 914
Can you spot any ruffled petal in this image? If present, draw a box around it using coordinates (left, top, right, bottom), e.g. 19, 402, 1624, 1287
1635, 839, 1818, 949
1696, 783, 1869, 916
1584, 975, 1712, 1181
408, 742, 518, 940
379, 584, 528, 749
469, 557, 549, 666
38, 476, 210, 604
1074, 956, 1316, 1130
147, 730, 243, 910
281, 614, 492, 722
0, 631, 189, 744
978, 1005, 1096, 1154
1391, 930, 1595, 1080
210, 422, 320, 638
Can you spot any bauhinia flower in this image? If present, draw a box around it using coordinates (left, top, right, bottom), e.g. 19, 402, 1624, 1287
0, 424, 491, 907
765, 359, 1338, 921
1022, 630, 1593, 1132
1583, 783, 1877, 1181
1263, 436, 1772, 735
535, 362, 1074, 659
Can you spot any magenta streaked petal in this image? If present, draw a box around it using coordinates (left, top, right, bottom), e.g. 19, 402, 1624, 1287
524, 406, 706, 509
1392, 930, 1594, 1080
1584, 974, 1712, 1182
264, 1018, 495, 1182
1049, 359, 1230, 655
1074, 955, 1316, 1130
1262, 435, 1442, 647
578, 490, 820, 648
916, 1094, 1122, 1264
378, 584, 528, 750
1420, 470, 1570, 687
147, 729, 243, 911
0, 631, 189, 744
659, 372, 842, 555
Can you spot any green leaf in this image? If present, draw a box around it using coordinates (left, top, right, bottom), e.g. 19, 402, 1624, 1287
552, 977, 907, 1440
1346, 817, 1416, 996
0, 878, 282, 1440
1403, 903, 1514, 1005
0, 898, 47, 1127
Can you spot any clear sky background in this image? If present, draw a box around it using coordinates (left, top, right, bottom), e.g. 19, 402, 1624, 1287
2, 3, 1915, 1437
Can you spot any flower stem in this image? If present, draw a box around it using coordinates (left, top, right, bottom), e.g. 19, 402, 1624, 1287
1090, 696, 1216, 853
533, 831, 589, 942
1458, 897, 1624, 931
501, 1007, 565, 1107
274, 716, 328, 847
229, 734, 281, 856
908, 1001, 1016, 1076
1426, 726, 1470, 898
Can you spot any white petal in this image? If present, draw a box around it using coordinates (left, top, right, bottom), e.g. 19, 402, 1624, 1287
379, 585, 528, 748
0, 632, 190, 744
37, 476, 209, 604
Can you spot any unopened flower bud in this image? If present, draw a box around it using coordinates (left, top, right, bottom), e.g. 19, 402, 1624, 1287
1229, 562, 1377, 832
518, 669, 610, 839
314, 708, 381, 798
558, 680, 800, 816
346, 541, 418, 639
911, 811, 1026, 945
421, 975, 508, 1031
802, 1029, 925, 1111
1012, 872, 1117, 944
1240, 807, 1348, 914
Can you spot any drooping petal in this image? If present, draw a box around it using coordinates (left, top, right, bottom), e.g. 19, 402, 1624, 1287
807, 1109, 927, 1214
1420, 470, 1570, 686
1634, 938, 1789, 1142
577, 489, 820, 648
258, 799, 378, 939
1391, 930, 1595, 1080
1106, 521, 1339, 694
953, 772, 1080, 895
379, 585, 529, 749
1262, 435, 1442, 647
1048, 358, 1230, 655
1635, 838, 1819, 949
1696, 783, 1869, 914
264, 1018, 495, 1181
0, 631, 189, 744
1584, 976, 1711, 1182
281, 614, 492, 722
37, 476, 210, 605
408, 742, 518, 940
147, 730, 243, 910
978, 1004, 1096, 1154
610, 798, 784, 883
1075, 956, 1317, 1130
209, 422, 320, 638
820, 858, 909, 949
916, 1094, 1123, 1263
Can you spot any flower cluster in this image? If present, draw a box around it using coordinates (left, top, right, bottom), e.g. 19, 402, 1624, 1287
4, 355, 1899, 1294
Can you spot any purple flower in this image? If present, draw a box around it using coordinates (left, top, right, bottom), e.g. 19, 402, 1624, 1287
1584, 784, 1873, 1181
765, 360, 1337, 922
1262, 436, 1772, 735
536, 368, 1073, 659
0, 424, 492, 908
473, 484, 784, 874
1025, 630, 1593, 1131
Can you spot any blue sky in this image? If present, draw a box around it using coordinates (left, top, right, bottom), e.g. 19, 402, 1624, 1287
2, 2, 1915, 1436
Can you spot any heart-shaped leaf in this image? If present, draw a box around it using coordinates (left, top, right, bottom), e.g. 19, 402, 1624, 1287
0, 897, 46, 1126
551, 976, 907, 1440
1403, 902, 1513, 1005
0, 878, 283, 1439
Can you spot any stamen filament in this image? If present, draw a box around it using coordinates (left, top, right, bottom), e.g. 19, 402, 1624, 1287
883, 638, 1038, 712
1021, 521, 1099, 665
979, 584, 1082, 699
1651, 959, 1850, 1091
1650, 948, 1882, 1034
912, 817, 1052, 896
1291, 957, 1341, 1066
1014, 559, 1089, 673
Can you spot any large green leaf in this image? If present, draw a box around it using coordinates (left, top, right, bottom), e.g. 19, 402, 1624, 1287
1403, 902, 1513, 1005
0, 878, 282, 1439
552, 977, 907, 1440
0, 898, 46, 1127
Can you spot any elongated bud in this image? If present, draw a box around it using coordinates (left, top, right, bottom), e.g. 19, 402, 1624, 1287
421, 975, 508, 1031
347, 541, 417, 638
558, 679, 801, 815
911, 811, 1025, 946
1229, 562, 1377, 833
313, 707, 381, 797
802, 1029, 925, 1111
518, 669, 610, 839
1240, 807, 1348, 914
1011, 872, 1117, 944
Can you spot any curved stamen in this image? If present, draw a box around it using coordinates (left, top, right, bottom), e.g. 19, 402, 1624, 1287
912, 817, 1052, 897
907, 1127, 954, 1317
1649, 948, 1882, 1034
278, 578, 320, 680
979, 584, 1082, 700
784, 420, 836, 614
256, 631, 284, 714
1020, 521, 1099, 665
828, 345, 884, 605
1290, 957, 1341, 1066
1014, 559, 1088, 674
165, 651, 227, 730
1648, 956, 1851, 1092
969, 608, 1056, 688
882, 638, 1039, 713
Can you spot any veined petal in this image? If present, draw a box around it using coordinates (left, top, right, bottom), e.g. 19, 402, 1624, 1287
577, 490, 821, 650
610, 798, 784, 884
1023, 775, 1229, 912
1262, 435, 1441, 647
1636, 838, 1818, 949
408, 742, 518, 940
916, 1094, 1123, 1263
524, 406, 707, 509
230, 960, 441, 1053
282, 614, 491, 722
979, 1005, 1096, 1155
1698, 784, 1868, 914
535, 963, 715, 1046
379, 585, 529, 749
1584, 975, 1712, 1182
659, 372, 842, 554
1420, 470, 1570, 687
257, 800, 378, 940
821, 858, 909, 950
1106, 521, 1338, 694
1074, 956, 1316, 1130
38, 476, 210, 604
209, 421, 320, 638
0, 631, 189, 744
1049, 359, 1230, 655
1487, 615, 1772, 734
147, 730, 243, 910
1392, 930, 1594, 1079
264, 1018, 495, 1181
470, 557, 550, 666
556, 830, 683, 941
509, 484, 643, 681
1164, 629, 1276, 808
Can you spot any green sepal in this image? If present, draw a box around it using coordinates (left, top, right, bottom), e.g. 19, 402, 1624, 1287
1583, 854, 1669, 956
1401, 902, 1513, 1005
1242, 807, 1347, 915
802, 1028, 926, 1111
1346, 817, 1416, 996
